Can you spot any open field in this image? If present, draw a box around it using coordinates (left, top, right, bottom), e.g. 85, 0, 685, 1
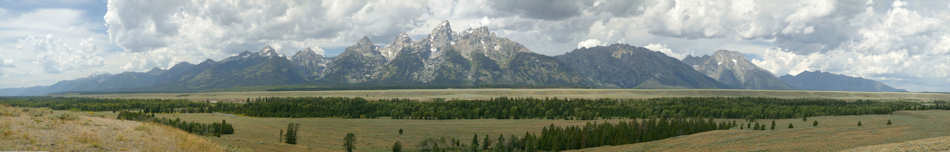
0, 105, 223, 151
568, 110, 950, 152
843, 135, 950, 151
76, 110, 950, 152
62, 88, 950, 102
5, 98, 950, 151
152, 113, 625, 152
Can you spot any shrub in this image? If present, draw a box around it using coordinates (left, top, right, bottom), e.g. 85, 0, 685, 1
53, 113, 79, 121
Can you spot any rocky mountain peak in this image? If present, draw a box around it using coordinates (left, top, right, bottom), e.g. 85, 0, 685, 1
429, 20, 455, 45
293, 48, 323, 60
781, 70, 906, 92
357, 36, 375, 47
462, 26, 492, 38
259, 45, 279, 57
711, 50, 752, 68
392, 32, 412, 46
198, 59, 216, 66
683, 50, 792, 90
146, 67, 164, 75
712, 50, 747, 63
379, 33, 413, 61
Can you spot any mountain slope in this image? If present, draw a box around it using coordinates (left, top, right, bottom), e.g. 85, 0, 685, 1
780, 71, 906, 92
292, 48, 328, 81
682, 50, 793, 90
2, 21, 749, 95
161, 46, 304, 90
36, 46, 306, 93
556, 44, 728, 89
325, 21, 586, 87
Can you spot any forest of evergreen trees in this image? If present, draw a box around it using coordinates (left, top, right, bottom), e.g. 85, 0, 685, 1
117, 111, 234, 136
233, 97, 926, 119
0, 97, 944, 120
0, 97, 215, 113
413, 118, 734, 151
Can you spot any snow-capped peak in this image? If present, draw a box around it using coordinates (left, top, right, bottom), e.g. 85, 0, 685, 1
259, 45, 279, 57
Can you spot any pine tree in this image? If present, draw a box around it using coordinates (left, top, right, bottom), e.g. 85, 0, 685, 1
221, 120, 234, 134
494, 135, 505, 152
399, 128, 404, 135
392, 140, 402, 152
285, 123, 298, 144
471, 134, 479, 152
887, 120, 892, 125
214, 122, 222, 137
788, 123, 794, 129
344, 133, 356, 152
770, 120, 776, 130
507, 134, 517, 152
813, 120, 818, 127
858, 121, 862, 127
482, 134, 493, 151
524, 132, 536, 152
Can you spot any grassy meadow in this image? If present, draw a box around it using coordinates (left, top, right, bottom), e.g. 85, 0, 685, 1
153, 113, 624, 152
10, 89, 950, 151
569, 110, 950, 152
100, 110, 949, 152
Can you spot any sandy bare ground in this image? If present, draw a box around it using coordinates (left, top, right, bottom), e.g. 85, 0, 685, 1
0, 105, 223, 151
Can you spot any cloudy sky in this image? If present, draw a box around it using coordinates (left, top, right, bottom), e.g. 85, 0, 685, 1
0, 0, 949, 92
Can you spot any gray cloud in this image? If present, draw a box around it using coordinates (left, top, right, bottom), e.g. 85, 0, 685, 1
488, 0, 584, 20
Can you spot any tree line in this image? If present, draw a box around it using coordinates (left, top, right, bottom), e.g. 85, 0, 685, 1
408, 118, 733, 152
220, 97, 926, 119
0, 97, 215, 113
1, 97, 943, 120
117, 111, 234, 137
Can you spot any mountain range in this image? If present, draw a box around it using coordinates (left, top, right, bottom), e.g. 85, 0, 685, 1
780, 71, 907, 92
0, 21, 906, 96
683, 50, 793, 90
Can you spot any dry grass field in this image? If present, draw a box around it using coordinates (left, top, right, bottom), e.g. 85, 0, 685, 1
30, 89, 950, 151
90, 110, 947, 152
5, 102, 950, 151
567, 110, 950, 152
151, 113, 628, 152
842, 135, 950, 152
0, 105, 223, 152
63, 88, 950, 102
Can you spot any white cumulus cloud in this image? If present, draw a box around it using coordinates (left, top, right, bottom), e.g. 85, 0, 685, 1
16, 34, 105, 74
576, 39, 607, 49
644, 43, 684, 60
